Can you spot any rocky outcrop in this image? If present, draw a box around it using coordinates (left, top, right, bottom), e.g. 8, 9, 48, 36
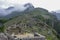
0, 33, 16, 40
0, 33, 8, 40
0, 33, 46, 40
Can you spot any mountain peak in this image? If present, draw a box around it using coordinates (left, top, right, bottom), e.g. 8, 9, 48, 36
24, 3, 34, 11
6, 6, 14, 10
0, 3, 34, 17
24, 3, 33, 7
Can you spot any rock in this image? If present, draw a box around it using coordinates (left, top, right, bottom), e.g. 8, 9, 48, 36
0, 33, 17, 40
34, 33, 45, 38
0, 33, 46, 40
0, 33, 8, 40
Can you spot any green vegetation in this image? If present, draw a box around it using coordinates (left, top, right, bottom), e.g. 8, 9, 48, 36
0, 25, 5, 32
0, 8, 60, 40
0, 18, 8, 23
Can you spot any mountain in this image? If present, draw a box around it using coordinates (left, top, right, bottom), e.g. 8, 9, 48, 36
0, 7, 15, 17
24, 3, 34, 11
51, 11, 60, 20
3, 8, 59, 40
0, 8, 7, 17
5, 6, 15, 14
0, 3, 34, 19
55, 10, 60, 13
0, 3, 59, 40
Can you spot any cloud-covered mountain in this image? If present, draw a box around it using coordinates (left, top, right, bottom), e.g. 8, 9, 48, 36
24, 3, 34, 11
0, 3, 34, 19
0, 3, 34, 17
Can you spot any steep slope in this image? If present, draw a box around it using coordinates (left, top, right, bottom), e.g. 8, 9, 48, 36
51, 11, 60, 20
51, 11, 60, 39
53, 13, 60, 20
4, 8, 59, 40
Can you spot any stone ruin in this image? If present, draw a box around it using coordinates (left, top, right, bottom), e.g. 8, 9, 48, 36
2, 24, 46, 40
0, 32, 46, 40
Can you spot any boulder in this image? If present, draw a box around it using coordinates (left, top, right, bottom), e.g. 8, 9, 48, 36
0, 33, 8, 40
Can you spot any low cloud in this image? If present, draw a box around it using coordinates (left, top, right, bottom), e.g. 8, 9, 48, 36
0, 4, 29, 16
0, 0, 32, 16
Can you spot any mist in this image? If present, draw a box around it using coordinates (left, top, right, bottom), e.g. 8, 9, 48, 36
0, 4, 29, 16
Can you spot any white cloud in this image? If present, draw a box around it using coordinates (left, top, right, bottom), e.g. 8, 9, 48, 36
0, 0, 60, 11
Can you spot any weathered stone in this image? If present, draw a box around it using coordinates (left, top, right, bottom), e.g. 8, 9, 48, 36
0, 33, 46, 40
0, 33, 8, 40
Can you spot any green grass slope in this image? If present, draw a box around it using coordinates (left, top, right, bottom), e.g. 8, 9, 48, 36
4, 8, 59, 40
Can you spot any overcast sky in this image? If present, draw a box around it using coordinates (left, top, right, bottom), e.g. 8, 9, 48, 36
0, 0, 60, 11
